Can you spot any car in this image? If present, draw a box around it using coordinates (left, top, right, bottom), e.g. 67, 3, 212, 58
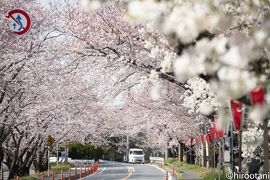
129, 148, 145, 164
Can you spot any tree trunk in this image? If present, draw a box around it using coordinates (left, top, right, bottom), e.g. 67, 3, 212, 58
20, 166, 30, 177
8, 164, 18, 179
7, 149, 19, 179
34, 149, 48, 173
210, 142, 214, 168
0, 147, 4, 171
165, 141, 168, 160
203, 143, 206, 167
179, 143, 184, 162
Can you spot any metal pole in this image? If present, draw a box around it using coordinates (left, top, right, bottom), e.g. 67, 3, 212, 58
238, 130, 242, 172
204, 122, 207, 167
57, 143, 59, 166
213, 138, 216, 179
165, 139, 168, 160
213, 139, 215, 170
230, 122, 234, 180
66, 146, 69, 163
127, 135, 129, 162
48, 148, 50, 177
126, 122, 129, 163
218, 140, 221, 180
178, 143, 181, 162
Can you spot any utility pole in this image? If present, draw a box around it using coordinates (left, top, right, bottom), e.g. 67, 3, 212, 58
126, 134, 129, 162
126, 122, 129, 163
48, 147, 50, 177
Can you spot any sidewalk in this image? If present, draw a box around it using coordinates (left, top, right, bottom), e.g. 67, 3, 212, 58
181, 169, 202, 180
162, 164, 203, 180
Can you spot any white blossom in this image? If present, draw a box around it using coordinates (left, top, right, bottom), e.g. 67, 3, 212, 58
249, 106, 267, 125
81, 0, 102, 10
126, 0, 166, 22
150, 82, 167, 101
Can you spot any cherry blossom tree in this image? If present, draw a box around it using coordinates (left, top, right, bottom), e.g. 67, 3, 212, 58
4, 0, 262, 178
122, 0, 270, 173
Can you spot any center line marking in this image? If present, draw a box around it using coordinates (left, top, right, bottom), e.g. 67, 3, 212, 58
121, 166, 134, 180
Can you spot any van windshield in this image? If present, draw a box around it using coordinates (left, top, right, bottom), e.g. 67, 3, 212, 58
131, 151, 143, 155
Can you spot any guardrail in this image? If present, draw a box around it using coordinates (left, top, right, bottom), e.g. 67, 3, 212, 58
149, 157, 164, 165
14, 161, 100, 180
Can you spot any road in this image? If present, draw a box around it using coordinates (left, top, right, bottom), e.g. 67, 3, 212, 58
83, 160, 166, 180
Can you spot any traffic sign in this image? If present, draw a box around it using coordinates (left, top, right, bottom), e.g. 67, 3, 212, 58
6, 9, 31, 35
47, 135, 55, 147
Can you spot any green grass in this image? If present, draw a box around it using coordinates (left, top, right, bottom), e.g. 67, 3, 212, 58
20, 174, 39, 180
202, 169, 229, 180
50, 162, 75, 173
165, 158, 229, 180
165, 158, 201, 171
19, 162, 75, 179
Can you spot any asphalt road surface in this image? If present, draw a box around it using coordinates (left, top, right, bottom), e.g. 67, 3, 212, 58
83, 160, 166, 180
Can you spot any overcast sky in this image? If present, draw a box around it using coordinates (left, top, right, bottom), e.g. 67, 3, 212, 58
39, 0, 66, 6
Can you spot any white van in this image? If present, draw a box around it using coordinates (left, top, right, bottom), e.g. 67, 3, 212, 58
129, 148, 145, 164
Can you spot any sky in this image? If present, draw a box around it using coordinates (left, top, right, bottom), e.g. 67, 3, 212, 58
39, 0, 66, 6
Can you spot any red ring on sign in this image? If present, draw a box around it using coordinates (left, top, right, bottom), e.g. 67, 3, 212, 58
6, 9, 31, 35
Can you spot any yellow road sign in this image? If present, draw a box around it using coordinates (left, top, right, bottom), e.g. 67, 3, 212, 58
47, 135, 55, 147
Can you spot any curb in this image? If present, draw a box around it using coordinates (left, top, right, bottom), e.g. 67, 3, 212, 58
147, 163, 180, 180
146, 164, 167, 173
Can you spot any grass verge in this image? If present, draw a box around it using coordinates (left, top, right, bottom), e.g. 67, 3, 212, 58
20, 162, 75, 179
165, 158, 229, 180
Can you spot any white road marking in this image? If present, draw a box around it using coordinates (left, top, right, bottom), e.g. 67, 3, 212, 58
121, 166, 135, 180
145, 164, 166, 173
97, 167, 106, 174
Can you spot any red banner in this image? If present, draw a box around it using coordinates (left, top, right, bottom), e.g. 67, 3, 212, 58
191, 138, 194, 146
214, 115, 224, 139
230, 99, 243, 130
200, 134, 204, 144
185, 138, 194, 146
195, 137, 199, 144
206, 134, 210, 143
250, 86, 265, 105
209, 127, 215, 140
